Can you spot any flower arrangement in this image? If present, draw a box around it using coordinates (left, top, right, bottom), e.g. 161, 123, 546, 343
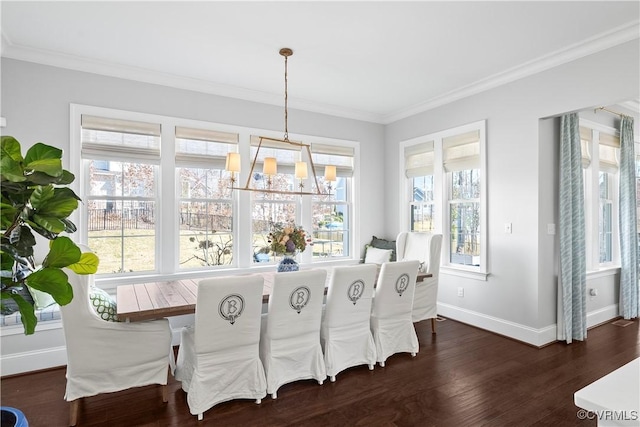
268, 222, 310, 255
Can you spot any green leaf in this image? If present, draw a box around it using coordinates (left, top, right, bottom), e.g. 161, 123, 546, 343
37, 188, 79, 218
24, 143, 63, 177
32, 214, 66, 234
61, 218, 78, 234
29, 185, 56, 210
0, 155, 25, 183
67, 252, 99, 274
57, 170, 76, 185
43, 236, 81, 268
26, 267, 73, 306
5, 292, 38, 335
1, 136, 24, 162
0, 202, 18, 230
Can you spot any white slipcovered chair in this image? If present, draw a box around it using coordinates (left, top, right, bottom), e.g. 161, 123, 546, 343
396, 231, 443, 331
60, 266, 173, 427
174, 275, 266, 421
260, 269, 327, 399
320, 264, 377, 382
370, 260, 420, 367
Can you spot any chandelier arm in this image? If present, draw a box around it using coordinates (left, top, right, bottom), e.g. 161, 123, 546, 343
244, 137, 264, 189
305, 144, 323, 193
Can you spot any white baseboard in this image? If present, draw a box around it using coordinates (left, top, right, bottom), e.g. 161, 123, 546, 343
1, 346, 67, 377
586, 304, 619, 328
438, 302, 620, 347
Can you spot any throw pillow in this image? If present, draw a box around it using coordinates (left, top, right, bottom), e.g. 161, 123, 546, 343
370, 236, 397, 261
364, 246, 393, 264
89, 287, 119, 322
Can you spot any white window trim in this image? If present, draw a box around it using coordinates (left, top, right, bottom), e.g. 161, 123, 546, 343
399, 120, 488, 279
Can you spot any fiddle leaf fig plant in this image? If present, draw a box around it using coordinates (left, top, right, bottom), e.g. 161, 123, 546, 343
1, 136, 99, 335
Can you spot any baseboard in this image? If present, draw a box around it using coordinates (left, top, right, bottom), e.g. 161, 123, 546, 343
1, 346, 67, 377
586, 304, 619, 329
438, 302, 621, 347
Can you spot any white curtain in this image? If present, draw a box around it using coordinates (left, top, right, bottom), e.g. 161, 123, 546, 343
618, 116, 639, 319
557, 113, 587, 343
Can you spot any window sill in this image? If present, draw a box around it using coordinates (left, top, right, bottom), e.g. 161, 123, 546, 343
440, 266, 489, 281
586, 266, 620, 280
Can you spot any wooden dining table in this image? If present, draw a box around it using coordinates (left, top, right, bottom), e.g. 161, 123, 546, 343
117, 270, 430, 322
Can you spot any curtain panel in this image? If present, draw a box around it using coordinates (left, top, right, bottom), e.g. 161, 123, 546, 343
558, 113, 587, 343
618, 116, 639, 319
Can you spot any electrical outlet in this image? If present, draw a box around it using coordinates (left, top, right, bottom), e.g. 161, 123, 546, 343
457, 287, 464, 297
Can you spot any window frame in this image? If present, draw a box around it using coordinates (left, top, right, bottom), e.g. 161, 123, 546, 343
399, 120, 488, 280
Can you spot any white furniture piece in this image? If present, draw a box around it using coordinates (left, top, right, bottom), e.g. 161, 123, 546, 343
260, 269, 327, 399
574, 357, 640, 427
370, 260, 420, 367
320, 264, 377, 382
396, 231, 443, 330
60, 266, 173, 426
174, 275, 267, 421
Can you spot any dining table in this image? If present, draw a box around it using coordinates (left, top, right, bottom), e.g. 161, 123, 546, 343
117, 269, 431, 322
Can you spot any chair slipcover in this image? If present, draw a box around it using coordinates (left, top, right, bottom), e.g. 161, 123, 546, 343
175, 275, 266, 420
396, 232, 443, 324
370, 260, 420, 366
260, 269, 327, 398
60, 267, 173, 404
321, 264, 377, 381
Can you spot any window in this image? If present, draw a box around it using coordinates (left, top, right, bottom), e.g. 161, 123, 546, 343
311, 143, 354, 259
176, 127, 237, 269
580, 121, 620, 269
80, 115, 160, 275
401, 121, 487, 277
73, 105, 356, 282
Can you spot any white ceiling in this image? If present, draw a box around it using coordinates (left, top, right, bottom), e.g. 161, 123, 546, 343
2, 1, 639, 124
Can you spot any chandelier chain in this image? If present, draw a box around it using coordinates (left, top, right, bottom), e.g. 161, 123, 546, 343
283, 53, 289, 141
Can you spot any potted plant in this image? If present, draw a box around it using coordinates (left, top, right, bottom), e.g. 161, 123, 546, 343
1, 135, 99, 335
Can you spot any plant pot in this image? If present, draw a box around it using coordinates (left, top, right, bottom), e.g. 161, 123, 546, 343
277, 255, 299, 272
1, 407, 28, 427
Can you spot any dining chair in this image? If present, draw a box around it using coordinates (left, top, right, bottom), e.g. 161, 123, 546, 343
259, 269, 327, 399
60, 253, 173, 427
174, 275, 266, 421
396, 231, 443, 331
320, 264, 377, 382
370, 260, 420, 367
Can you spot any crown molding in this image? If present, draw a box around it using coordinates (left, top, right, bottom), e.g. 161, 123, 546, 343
2, 21, 638, 125
382, 20, 640, 124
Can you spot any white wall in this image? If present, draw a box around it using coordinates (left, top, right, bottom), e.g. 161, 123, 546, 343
0, 58, 385, 375
385, 39, 640, 345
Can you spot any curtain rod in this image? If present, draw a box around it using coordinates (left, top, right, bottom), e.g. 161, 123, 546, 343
594, 106, 629, 118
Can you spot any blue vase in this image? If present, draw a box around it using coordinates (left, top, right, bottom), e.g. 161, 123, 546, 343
277, 255, 299, 272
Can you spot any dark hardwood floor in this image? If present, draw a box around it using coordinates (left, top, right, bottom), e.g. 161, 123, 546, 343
2, 317, 639, 427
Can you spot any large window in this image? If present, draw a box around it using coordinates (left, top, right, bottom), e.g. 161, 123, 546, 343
73, 105, 356, 282
580, 121, 620, 269
402, 121, 486, 276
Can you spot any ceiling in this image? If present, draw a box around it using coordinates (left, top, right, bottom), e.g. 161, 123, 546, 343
2, 1, 639, 124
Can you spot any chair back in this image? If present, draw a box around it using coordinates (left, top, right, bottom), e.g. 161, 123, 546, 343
396, 232, 442, 277
323, 264, 377, 330
265, 269, 327, 340
372, 260, 420, 320
194, 275, 264, 354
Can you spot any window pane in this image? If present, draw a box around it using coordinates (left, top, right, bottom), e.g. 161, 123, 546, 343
449, 202, 480, 266
178, 167, 233, 268
411, 204, 435, 232
451, 169, 480, 199
87, 200, 156, 274
89, 161, 155, 198
251, 173, 297, 201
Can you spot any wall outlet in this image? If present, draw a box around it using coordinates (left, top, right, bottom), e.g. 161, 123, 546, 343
457, 287, 464, 297
589, 288, 598, 297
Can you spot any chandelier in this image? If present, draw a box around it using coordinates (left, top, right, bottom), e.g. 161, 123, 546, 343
225, 48, 336, 195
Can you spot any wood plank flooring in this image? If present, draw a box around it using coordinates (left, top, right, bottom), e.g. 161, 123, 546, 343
2, 317, 638, 426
